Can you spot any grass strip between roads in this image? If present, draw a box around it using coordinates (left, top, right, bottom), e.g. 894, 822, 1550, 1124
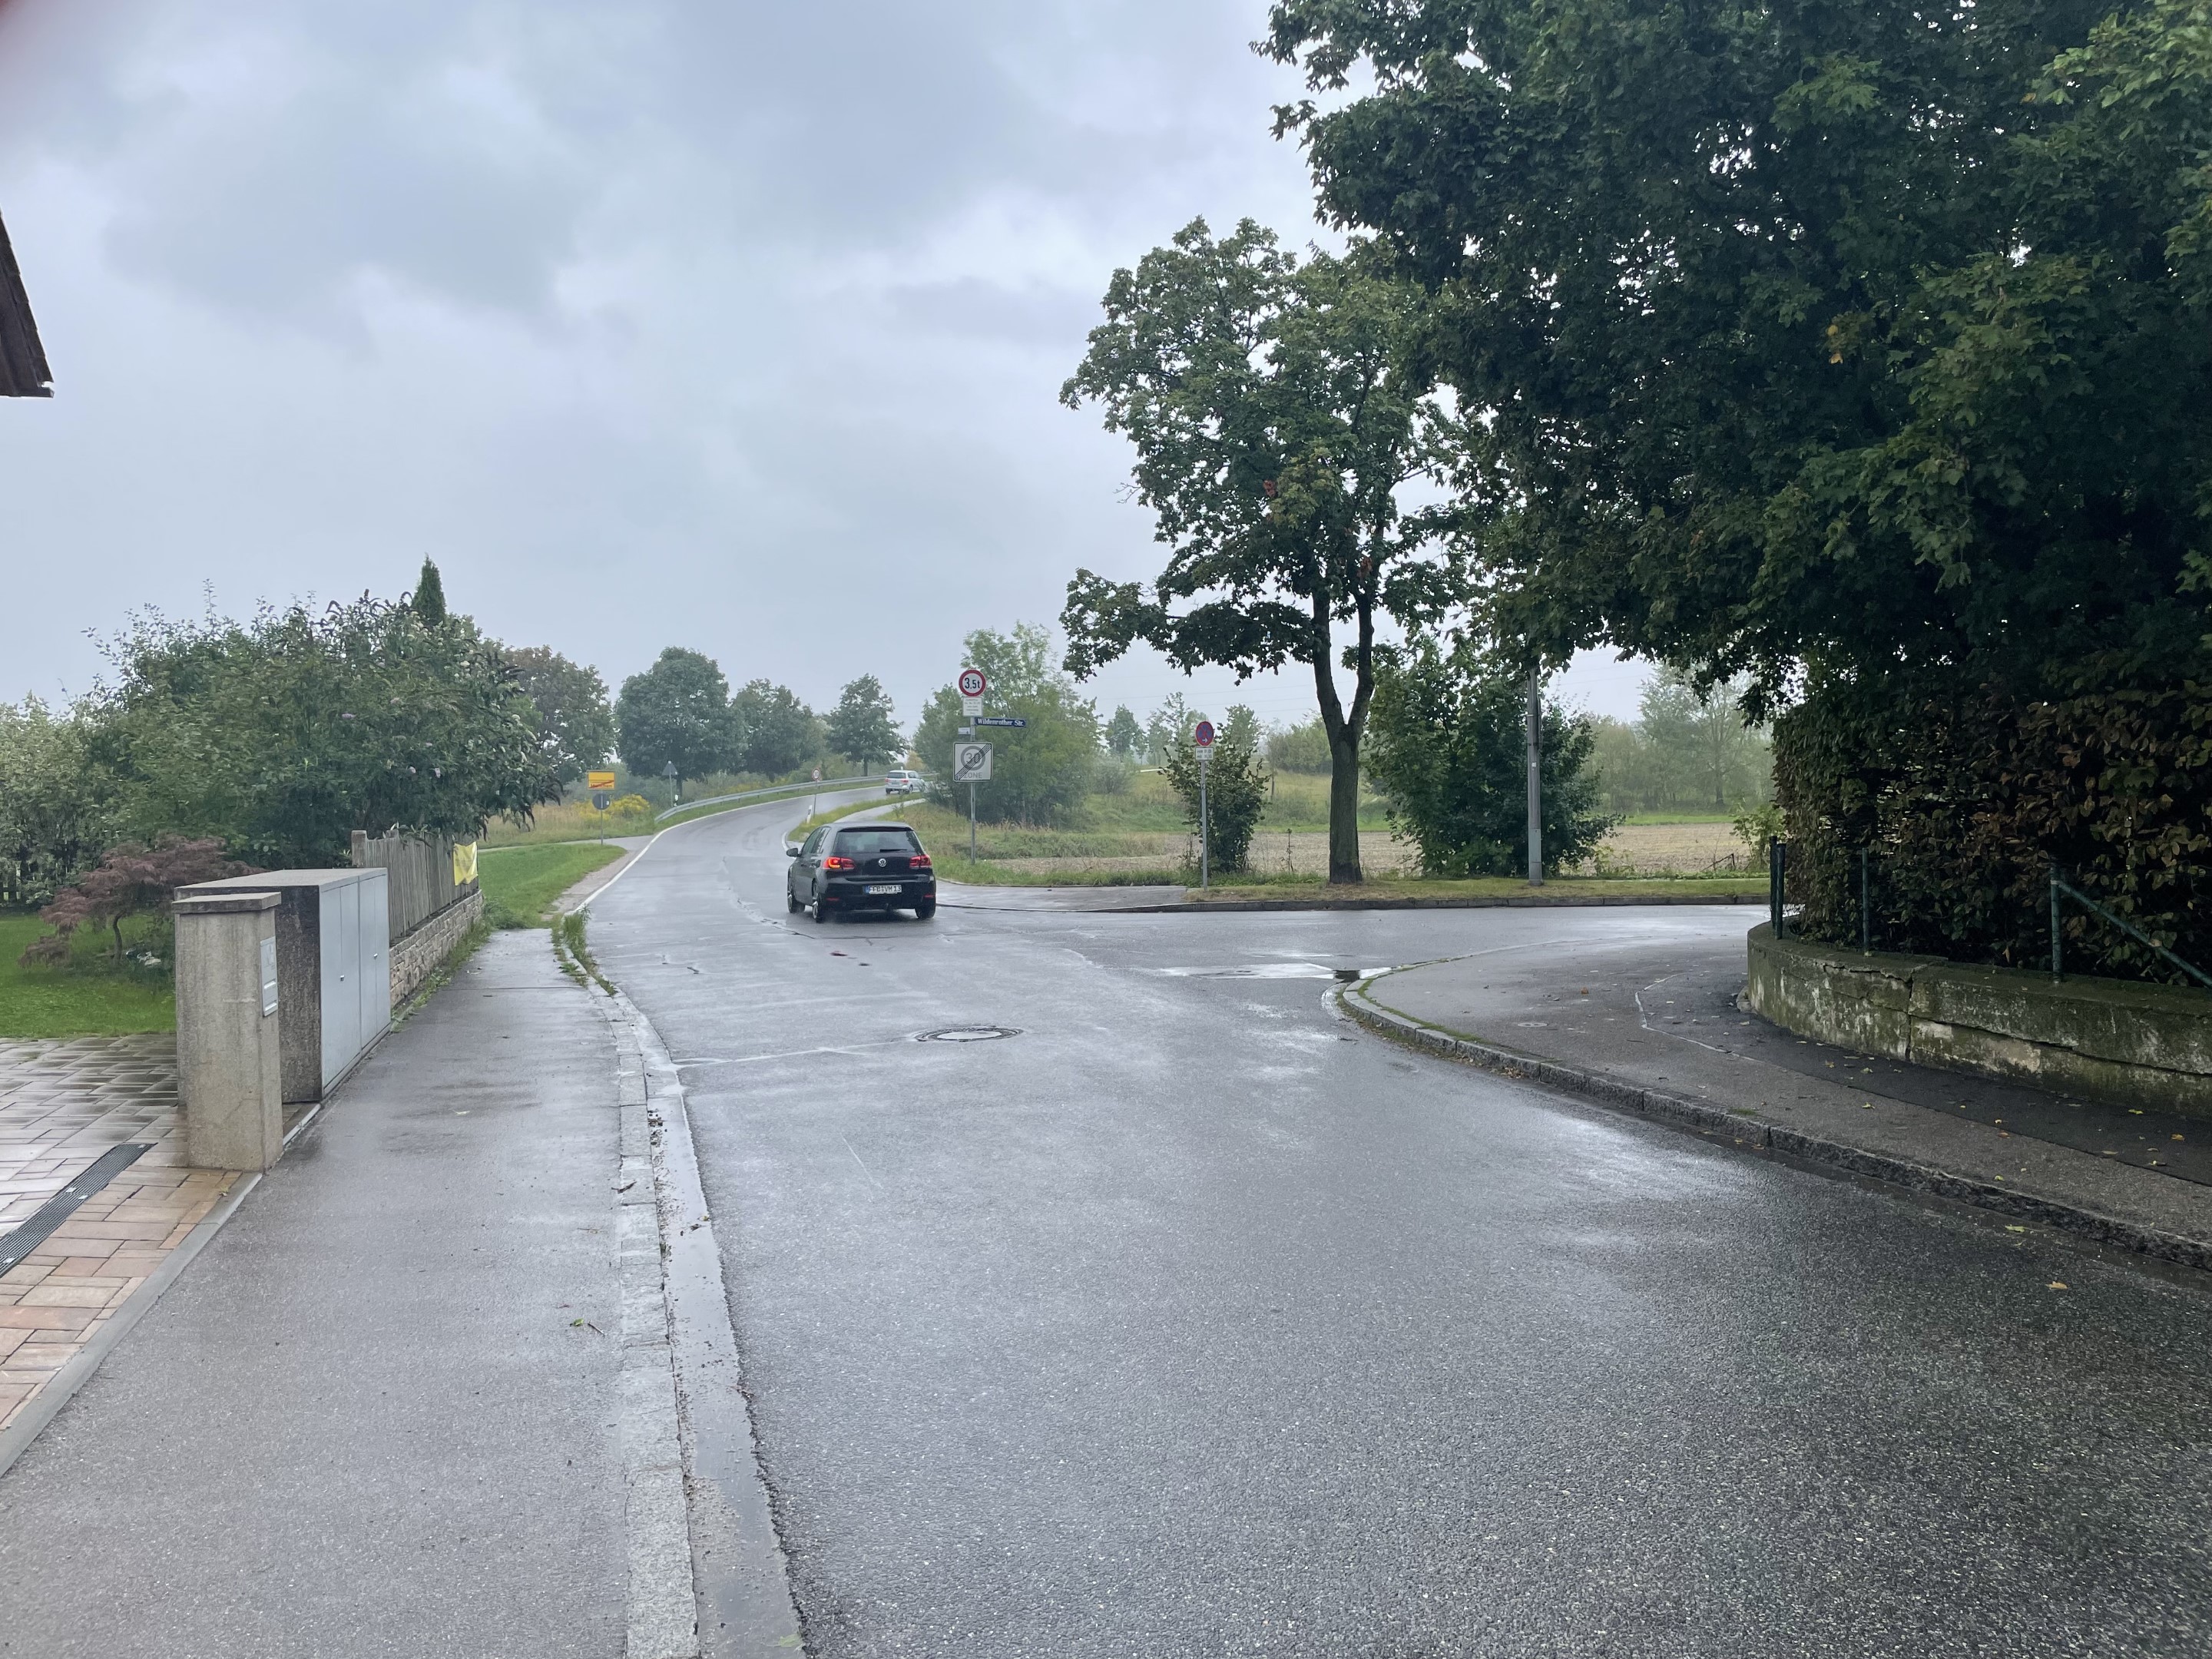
787, 796, 1766, 899
479, 841, 625, 929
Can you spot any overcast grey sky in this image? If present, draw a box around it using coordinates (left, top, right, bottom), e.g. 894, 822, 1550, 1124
0, 0, 1651, 732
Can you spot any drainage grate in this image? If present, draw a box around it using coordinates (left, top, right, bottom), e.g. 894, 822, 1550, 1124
0, 1142, 152, 1276
916, 1026, 1021, 1044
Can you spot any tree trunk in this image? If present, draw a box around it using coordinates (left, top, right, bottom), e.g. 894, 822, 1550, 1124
1327, 733, 1363, 885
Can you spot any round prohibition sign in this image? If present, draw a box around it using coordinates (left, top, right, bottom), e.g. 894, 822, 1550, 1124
958, 667, 988, 699
1193, 719, 1216, 749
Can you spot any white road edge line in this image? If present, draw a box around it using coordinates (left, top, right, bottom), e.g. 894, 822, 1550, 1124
592, 974, 803, 1659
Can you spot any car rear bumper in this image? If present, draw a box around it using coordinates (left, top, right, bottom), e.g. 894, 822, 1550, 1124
821, 879, 935, 907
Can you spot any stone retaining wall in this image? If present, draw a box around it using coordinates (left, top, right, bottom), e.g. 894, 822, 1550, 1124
389, 889, 483, 1007
1747, 923, 2212, 1117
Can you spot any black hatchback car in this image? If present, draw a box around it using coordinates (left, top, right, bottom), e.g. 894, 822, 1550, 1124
786, 820, 936, 921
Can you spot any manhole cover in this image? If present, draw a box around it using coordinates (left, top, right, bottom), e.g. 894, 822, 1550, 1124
916, 1026, 1021, 1043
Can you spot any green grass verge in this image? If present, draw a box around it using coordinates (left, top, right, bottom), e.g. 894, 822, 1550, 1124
0, 911, 177, 1038
479, 841, 625, 928
1190, 874, 1768, 903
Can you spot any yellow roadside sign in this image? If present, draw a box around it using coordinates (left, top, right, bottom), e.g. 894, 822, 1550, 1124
587, 770, 617, 792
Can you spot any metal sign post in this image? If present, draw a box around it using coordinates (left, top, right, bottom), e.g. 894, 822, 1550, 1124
952, 741, 993, 862
1194, 720, 1215, 890
1525, 667, 1543, 887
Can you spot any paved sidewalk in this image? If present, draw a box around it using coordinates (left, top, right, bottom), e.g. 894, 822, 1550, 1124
1351, 919, 2212, 1266
0, 1035, 244, 1439
0, 932, 637, 1657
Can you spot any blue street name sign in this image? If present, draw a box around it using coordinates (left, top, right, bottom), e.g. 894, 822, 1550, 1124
972, 717, 1028, 727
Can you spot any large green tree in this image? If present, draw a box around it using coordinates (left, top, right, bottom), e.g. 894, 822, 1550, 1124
824, 675, 900, 770
1061, 219, 1459, 884
507, 646, 615, 787
733, 680, 821, 777
615, 649, 739, 785
94, 597, 558, 866
1267, 0, 2212, 974
912, 625, 1100, 827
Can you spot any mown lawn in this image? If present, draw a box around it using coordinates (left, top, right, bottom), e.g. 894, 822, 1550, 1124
1190, 874, 1767, 903
0, 911, 177, 1039
478, 842, 625, 928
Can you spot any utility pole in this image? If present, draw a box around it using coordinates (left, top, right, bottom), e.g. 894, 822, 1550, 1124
1526, 665, 1544, 887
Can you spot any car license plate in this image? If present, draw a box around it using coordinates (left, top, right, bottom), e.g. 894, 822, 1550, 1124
864, 883, 902, 895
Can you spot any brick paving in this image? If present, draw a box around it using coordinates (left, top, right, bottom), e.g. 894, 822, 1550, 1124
0, 1035, 241, 1436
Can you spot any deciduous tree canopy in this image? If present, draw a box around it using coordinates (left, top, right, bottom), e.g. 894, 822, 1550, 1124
1267, 0, 2212, 971
1061, 219, 1460, 882
507, 646, 615, 786
616, 648, 740, 784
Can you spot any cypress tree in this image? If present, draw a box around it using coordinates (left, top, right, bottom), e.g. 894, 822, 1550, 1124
411, 558, 448, 625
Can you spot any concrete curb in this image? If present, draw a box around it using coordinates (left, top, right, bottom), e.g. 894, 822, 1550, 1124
589, 975, 805, 1659
1336, 979, 2212, 1274
0, 1168, 260, 1482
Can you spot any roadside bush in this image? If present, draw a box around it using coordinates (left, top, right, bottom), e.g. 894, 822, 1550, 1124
1776, 674, 2212, 982
1265, 718, 1331, 775
98, 594, 559, 867
1365, 637, 1614, 879
0, 697, 122, 907
22, 836, 254, 965
1160, 731, 1268, 873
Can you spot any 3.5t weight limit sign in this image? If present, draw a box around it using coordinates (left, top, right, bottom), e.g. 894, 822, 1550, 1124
959, 666, 988, 720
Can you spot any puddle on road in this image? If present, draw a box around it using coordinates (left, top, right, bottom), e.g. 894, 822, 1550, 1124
1157, 962, 1347, 980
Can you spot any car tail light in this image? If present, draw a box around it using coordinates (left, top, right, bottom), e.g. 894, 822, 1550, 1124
909, 852, 931, 869
823, 856, 854, 870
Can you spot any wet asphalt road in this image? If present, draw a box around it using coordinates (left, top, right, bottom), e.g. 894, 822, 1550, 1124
591, 796, 2212, 1658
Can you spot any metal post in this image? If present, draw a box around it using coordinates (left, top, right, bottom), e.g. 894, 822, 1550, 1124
1859, 848, 1871, 954
1199, 757, 1210, 891
1526, 665, 1544, 886
969, 782, 977, 863
2051, 864, 2064, 982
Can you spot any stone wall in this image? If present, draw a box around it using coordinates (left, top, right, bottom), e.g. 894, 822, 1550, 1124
1747, 923, 2212, 1117
389, 889, 483, 1008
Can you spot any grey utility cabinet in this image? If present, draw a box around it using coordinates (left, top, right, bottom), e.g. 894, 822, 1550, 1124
184, 869, 391, 1103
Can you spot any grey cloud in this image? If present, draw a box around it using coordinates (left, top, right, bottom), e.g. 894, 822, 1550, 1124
0, 0, 1329, 728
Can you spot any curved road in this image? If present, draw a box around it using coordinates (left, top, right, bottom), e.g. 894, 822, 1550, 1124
592, 795, 2212, 1658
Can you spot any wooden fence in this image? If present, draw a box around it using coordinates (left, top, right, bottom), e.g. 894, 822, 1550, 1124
349, 830, 479, 940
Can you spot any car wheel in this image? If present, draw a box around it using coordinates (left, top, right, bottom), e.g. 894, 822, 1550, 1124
786, 884, 800, 913
813, 894, 832, 924
913, 897, 936, 920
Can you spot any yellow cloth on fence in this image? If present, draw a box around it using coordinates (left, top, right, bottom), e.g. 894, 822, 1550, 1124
452, 840, 478, 884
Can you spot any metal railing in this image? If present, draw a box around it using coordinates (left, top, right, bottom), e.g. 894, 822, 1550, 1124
654, 775, 881, 823
2050, 866, 2211, 989
1775, 836, 2208, 988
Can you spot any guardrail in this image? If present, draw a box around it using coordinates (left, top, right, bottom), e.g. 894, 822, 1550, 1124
655, 775, 882, 823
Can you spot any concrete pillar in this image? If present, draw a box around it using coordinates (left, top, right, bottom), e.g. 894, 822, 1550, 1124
174, 889, 283, 1172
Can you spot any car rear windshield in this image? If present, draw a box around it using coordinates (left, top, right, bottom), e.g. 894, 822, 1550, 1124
834, 829, 921, 856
